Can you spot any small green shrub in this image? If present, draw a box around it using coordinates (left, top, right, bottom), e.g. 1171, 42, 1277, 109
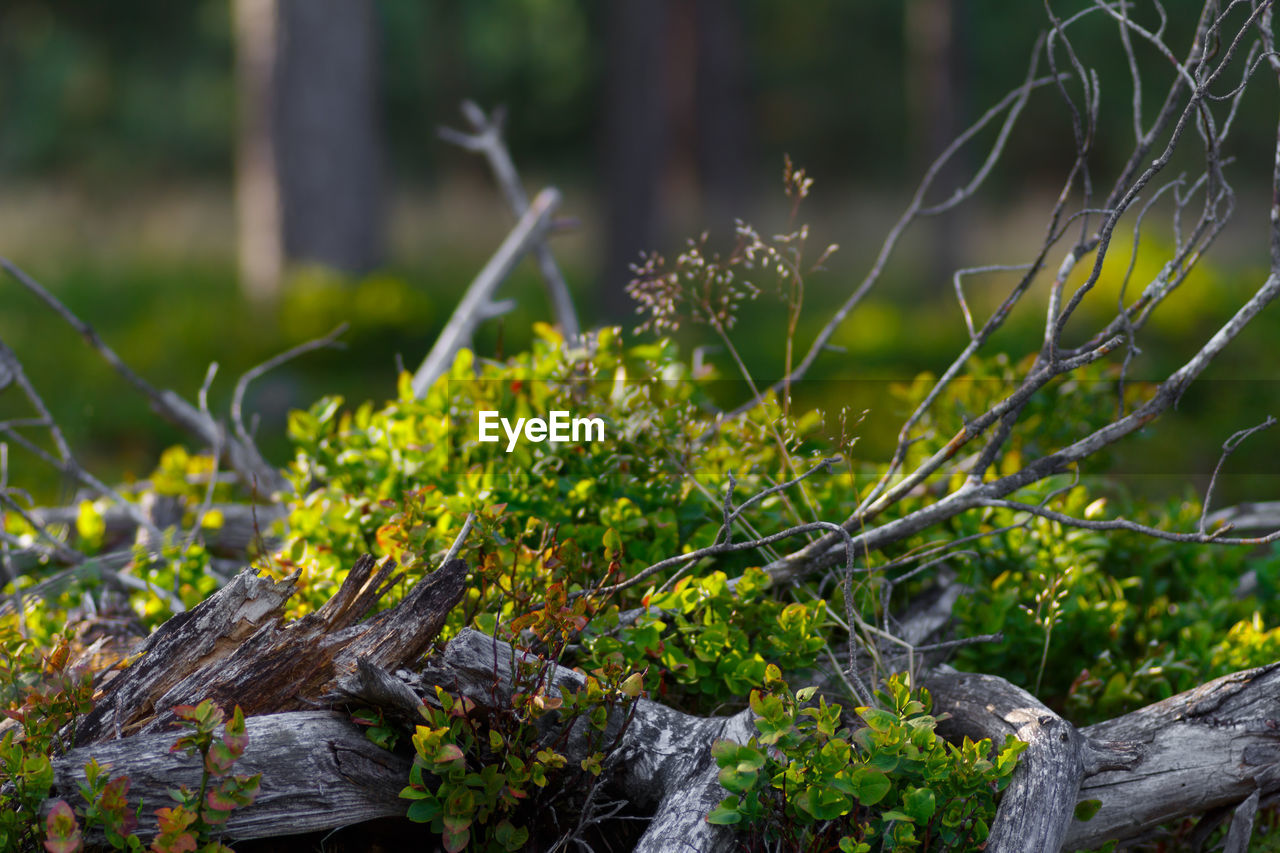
707, 668, 1025, 851
583, 567, 828, 712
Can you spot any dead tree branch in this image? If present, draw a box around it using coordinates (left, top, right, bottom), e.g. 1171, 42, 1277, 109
230, 322, 348, 469
752, 0, 1280, 587
439, 101, 581, 341
411, 187, 561, 397
0, 257, 285, 496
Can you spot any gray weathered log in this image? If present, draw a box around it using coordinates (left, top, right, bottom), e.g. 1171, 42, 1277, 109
54, 628, 756, 849
1067, 661, 1280, 849
52, 711, 409, 840
926, 667, 1141, 853
53, 607, 1280, 850
1207, 500, 1280, 531
77, 555, 467, 744
1224, 787, 1261, 853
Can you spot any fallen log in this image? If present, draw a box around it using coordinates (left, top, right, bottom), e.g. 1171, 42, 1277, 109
925, 668, 1141, 853
53, 711, 410, 840
54, 551, 1280, 851
77, 554, 467, 745
29, 501, 286, 560
53, 625, 758, 849
926, 664, 1280, 851
1070, 661, 1280, 849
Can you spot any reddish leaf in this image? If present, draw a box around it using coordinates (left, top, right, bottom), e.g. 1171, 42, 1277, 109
154, 806, 198, 836
442, 827, 470, 853
100, 776, 132, 812
43, 800, 82, 853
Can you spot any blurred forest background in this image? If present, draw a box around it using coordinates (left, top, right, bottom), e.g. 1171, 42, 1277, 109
0, 0, 1275, 505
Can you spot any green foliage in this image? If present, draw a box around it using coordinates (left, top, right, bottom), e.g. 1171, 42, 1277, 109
708, 668, 1025, 851
75, 758, 143, 851
582, 567, 828, 711
0, 615, 258, 852
946, 485, 1280, 722
34, 700, 258, 853
3, 446, 230, 637
271, 327, 840, 632
41, 800, 82, 853
5, 311, 1280, 852
163, 700, 260, 845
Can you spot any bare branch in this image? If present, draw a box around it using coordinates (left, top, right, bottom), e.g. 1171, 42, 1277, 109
774, 53, 1064, 391
440, 101, 581, 341
411, 188, 561, 398
0, 336, 164, 543
1201, 416, 1277, 535
586, 519, 859, 601
977, 497, 1280, 546
230, 322, 348, 483
0, 257, 285, 495
442, 512, 476, 566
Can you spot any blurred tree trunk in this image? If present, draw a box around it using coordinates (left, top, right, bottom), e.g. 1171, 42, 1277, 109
694, 0, 751, 234
232, 0, 283, 301
601, 0, 668, 319
232, 0, 384, 301
905, 0, 967, 290
276, 0, 384, 276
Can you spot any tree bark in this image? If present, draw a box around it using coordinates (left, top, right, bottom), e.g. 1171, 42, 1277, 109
275, 0, 384, 274
926, 668, 1141, 853
50, 585, 1280, 851
232, 0, 284, 301
53, 711, 409, 840
46, 539, 1280, 851
1069, 662, 1280, 849
600, 0, 667, 319
926, 663, 1280, 852
76, 555, 466, 745
422, 628, 752, 853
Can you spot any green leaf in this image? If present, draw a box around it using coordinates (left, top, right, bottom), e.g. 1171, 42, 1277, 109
710, 739, 739, 765
706, 802, 742, 825
603, 527, 623, 559
859, 708, 897, 732
434, 744, 465, 767
851, 767, 891, 806
494, 820, 529, 850
442, 827, 470, 853
619, 672, 645, 698
717, 764, 758, 794
796, 785, 851, 820
43, 800, 82, 853
405, 798, 442, 824
1074, 799, 1103, 822
903, 787, 936, 822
